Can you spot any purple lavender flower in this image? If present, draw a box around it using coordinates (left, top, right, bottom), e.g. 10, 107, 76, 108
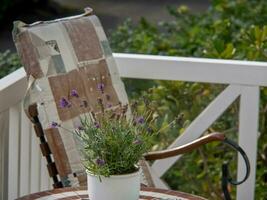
136, 116, 145, 124
94, 122, 100, 128
50, 121, 59, 128
133, 139, 143, 145
97, 83, 105, 93
95, 158, 105, 166
106, 103, 112, 108
59, 97, 71, 108
70, 89, 79, 97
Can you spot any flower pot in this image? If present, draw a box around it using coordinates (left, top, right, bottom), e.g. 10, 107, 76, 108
87, 169, 141, 200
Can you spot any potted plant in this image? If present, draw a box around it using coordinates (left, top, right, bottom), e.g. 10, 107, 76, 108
77, 101, 155, 200
51, 85, 160, 200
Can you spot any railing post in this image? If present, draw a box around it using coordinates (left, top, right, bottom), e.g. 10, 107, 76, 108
0, 110, 10, 200
237, 86, 259, 200
8, 105, 21, 200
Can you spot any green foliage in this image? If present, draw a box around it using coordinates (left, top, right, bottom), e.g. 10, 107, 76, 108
111, 1, 267, 61
58, 92, 156, 177
0, 50, 20, 79
77, 109, 153, 177
110, 0, 267, 199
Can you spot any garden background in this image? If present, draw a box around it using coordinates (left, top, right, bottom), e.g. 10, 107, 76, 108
0, 0, 266, 199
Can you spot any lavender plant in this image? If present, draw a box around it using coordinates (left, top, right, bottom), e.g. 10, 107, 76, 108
75, 102, 155, 177
50, 84, 169, 177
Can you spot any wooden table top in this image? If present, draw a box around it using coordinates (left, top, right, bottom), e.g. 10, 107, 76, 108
17, 186, 206, 200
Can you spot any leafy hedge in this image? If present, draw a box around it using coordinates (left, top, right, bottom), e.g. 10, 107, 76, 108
110, 0, 267, 199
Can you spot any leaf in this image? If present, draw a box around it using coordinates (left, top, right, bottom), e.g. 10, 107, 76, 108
214, 39, 225, 54
221, 43, 236, 58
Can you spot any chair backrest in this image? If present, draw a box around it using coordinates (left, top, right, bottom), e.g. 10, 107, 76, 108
12, 8, 131, 188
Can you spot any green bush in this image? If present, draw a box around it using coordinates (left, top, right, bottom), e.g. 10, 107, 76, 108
0, 50, 20, 79
110, 0, 267, 199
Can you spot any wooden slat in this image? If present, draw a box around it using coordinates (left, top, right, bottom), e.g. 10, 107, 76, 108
29, 126, 41, 193
8, 104, 20, 200
40, 156, 50, 191
47, 162, 58, 177
237, 86, 259, 200
19, 103, 31, 196
152, 85, 241, 177
40, 143, 51, 156
0, 110, 9, 200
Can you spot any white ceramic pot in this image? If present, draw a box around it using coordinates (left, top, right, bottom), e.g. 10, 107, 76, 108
87, 169, 141, 200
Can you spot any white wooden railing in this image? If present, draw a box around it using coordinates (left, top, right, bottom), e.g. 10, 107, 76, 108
1, 53, 267, 200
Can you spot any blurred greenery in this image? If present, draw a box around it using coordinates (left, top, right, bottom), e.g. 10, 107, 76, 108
0, 50, 20, 79
110, 0, 267, 199
1, 0, 267, 199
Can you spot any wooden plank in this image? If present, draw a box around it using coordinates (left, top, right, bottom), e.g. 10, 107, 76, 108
18, 103, 31, 196
152, 85, 241, 177
8, 104, 20, 200
0, 110, 9, 200
29, 126, 41, 193
114, 53, 267, 86
237, 86, 259, 200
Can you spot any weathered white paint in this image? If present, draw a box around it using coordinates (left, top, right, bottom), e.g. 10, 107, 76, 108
0, 53, 265, 200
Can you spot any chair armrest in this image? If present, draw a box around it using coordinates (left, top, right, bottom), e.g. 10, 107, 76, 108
143, 132, 225, 161
143, 132, 250, 200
